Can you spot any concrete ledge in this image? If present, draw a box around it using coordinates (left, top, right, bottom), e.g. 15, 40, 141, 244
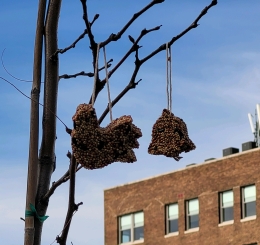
164, 231, 179, 238
218, 220, 234, 227
119, 239, 144, 245
240, 215, 256, 222
184, 227, 199, 234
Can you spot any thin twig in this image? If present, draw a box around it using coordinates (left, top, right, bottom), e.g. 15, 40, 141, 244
80, 0, 102, 104
93, 25, 160, 120
59, 60, 112, 80
107, 25, 161, 80
80, 0, 96, 51
42, 159, 82, 202
42, 169, 70, 203
100, 0, 165, 47
141, 0, 218, 64
90, 13, 99, 26
50, 29, 88, 59
59, 71, 94, 80
50, 14, 99, 59
93, 25, 161, 106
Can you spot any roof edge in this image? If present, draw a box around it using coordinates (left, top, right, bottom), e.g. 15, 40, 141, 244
104, 147, 260, 191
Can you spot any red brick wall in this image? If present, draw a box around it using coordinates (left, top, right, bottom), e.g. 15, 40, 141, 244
104, 148, 260, 245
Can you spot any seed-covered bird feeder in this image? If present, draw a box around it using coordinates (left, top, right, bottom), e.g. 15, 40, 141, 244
71, 44, 142, 169
148, 43, 195, 160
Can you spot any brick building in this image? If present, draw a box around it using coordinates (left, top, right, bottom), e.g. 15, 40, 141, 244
104, 145, 260, 245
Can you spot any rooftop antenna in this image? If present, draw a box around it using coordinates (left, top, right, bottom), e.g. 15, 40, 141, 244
247, 104, 260, 147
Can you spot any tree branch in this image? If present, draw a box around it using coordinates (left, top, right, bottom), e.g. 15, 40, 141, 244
41, 166, 83, 203
42, 170, 69, 203
92, 25, 161, 107
98, 0, 217, 123
87, 0, 216, 115
59, 71, 94, 80
50, 13, 99, 59
100, 0, 165, 47
42, 152, 82, 202
51, 29, 88, 59
98, 76, 143, 124
141, 0, 218, 64
57, 154, 82, 245
107, 25, 161, 80
80, 0, 96, 52
59, 59, 112, 80
90, 13, 99, 26
80, 0, 103, 105
82, 1, 164, 105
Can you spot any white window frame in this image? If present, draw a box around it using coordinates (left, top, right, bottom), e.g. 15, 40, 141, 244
186, 198, 199, 230
219, 190, 234, 223
165, 203, 179, 234
241, 185, 256, 219
119, 211, 144, 244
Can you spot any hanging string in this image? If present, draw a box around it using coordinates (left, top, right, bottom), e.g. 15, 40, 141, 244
92, 43, 100, 106
103, 46, 113, 122
166, 42, 172, 112
169, 45, 172, 112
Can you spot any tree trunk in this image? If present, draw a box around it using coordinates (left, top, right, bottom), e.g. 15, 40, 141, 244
34, 0, 62, 244
24, 0, 46, 244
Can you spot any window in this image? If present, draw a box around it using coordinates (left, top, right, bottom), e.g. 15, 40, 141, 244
242, 185, 256, 218
219, 190, 234, 223
119, 211, 144, 244
166, 203, 178, 234
186, 198, 199, 230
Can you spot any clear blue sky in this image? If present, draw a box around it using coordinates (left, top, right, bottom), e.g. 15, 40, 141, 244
0, 0, 260, 244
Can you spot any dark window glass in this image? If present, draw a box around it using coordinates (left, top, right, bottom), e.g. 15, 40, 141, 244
121, 229, 131, 243
220, 190, 233, 223
243, 185, 256, 218
189, 214, 199, 229
223, 206, 233, 222
245, 201, 256, 217
169, 219, 178, 233
134, 226, 144, 240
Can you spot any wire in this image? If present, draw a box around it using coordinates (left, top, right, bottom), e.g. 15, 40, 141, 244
1, 48, 33, 82
0, 76, 68, 128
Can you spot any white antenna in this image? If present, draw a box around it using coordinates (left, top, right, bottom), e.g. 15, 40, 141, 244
247, 104, 260, 147
256, 104, 260, 127
248, 113, 255, 133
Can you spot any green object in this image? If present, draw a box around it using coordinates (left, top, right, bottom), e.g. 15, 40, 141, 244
25, 203, 49, 222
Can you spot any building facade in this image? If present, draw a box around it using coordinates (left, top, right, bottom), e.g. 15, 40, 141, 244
104, 147, 260, 245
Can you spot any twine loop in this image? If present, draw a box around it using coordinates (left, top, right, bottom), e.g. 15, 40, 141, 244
92, 44, 113, 122
166, 42, 172, 112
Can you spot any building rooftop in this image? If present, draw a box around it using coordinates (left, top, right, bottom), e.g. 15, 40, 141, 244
104, 147, 260, 191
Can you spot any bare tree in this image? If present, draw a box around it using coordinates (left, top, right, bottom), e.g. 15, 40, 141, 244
23, 0, 218, 244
